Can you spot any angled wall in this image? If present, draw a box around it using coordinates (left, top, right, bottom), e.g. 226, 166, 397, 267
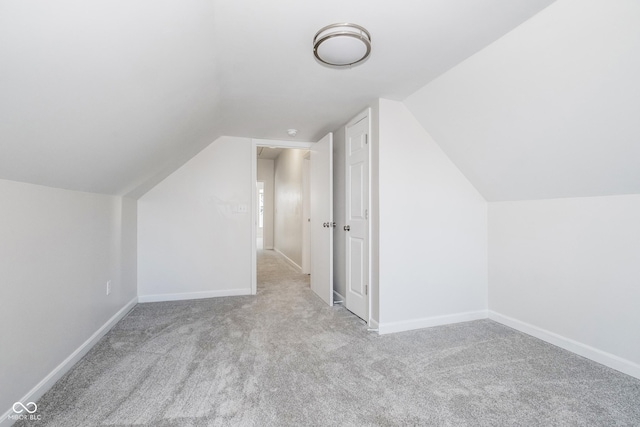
405, 0, 640, 201
402, 0, 640, 378
377, 99, 488, 333
137, 136, 252, 301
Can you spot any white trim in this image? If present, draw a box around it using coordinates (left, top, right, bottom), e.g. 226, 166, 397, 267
301, 158, 311, 275
368, 318, 380, 331
138, 289, 251, 303
333, 291, 345, 303
488, 310, 640, 380
346, 109, 370, 127
378, 310, 488, 335
253, 138, 313, 149
251, 139, 258, 295
365, 107, 372, 333
1, 297, 138, 427
273, 247, 302, 272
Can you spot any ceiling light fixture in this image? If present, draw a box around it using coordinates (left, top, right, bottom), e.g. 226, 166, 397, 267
313, 23, 371, 67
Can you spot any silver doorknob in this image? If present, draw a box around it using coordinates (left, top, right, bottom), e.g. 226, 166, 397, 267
344, 225, 350, 231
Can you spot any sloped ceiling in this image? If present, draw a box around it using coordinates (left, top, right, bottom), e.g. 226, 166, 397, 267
405, 0, 640, 201
0, 0, 554, 197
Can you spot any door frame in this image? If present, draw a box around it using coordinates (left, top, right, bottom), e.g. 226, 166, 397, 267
251, 138, 314, 295
301, 154, 311, 274
256, 181, 265, 247
344, 109, 372, 325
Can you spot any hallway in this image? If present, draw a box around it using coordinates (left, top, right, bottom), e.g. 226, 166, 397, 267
256, 248, 310, 294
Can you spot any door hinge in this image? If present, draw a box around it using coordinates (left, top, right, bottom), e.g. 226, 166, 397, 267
365, 134, 368, 144
365, 209, 368, 220
365, 285, 368, 295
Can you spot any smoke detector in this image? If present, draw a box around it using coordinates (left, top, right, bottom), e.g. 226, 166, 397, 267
287, 129, 298, 137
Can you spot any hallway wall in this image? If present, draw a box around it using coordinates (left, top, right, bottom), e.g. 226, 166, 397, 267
257, 159, 274, 249
273, 149, 306, 268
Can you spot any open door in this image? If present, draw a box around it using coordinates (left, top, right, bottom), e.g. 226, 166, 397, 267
310, 133, 333, 306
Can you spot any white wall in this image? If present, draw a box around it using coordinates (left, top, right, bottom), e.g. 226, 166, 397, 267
137, 136, 252, 301
377, 99, 488, 333
273, 149, 306, 268
489, 195, 640, 378
0, 179, 137, 418
257, 159, 274, 249
332, 125, 346, 299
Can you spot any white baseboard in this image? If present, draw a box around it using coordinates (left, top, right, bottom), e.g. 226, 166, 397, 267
1, 297, 138, 427
273, 247, 302, 272
488, 310, 640, 380
138, 288, 252, 303
368, 318, 380, 331
378, 310, 488, 335
333, 291, 345, 303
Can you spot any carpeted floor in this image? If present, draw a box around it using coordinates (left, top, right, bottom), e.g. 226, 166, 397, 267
17, 249, 640, 426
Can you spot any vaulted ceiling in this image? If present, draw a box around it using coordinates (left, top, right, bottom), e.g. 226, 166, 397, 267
0, 0, 555, 197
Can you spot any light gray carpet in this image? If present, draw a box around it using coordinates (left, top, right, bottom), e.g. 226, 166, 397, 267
18, 249, 640, 426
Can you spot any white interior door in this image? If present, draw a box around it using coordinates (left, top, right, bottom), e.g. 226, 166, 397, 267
345, 115, 369, 321
310, 133, 333, 306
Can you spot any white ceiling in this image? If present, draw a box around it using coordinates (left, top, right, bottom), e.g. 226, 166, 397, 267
405, 0, 640, 201
0, 0, 555, 196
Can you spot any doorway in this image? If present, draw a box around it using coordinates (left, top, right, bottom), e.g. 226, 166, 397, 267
250, 125, 367, 324
251, 139, 313, 295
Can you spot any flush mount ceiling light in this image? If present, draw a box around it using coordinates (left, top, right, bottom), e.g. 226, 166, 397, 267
313, 23, 371, 67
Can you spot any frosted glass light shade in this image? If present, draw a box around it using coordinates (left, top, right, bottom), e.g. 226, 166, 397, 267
313, 23, 371, 66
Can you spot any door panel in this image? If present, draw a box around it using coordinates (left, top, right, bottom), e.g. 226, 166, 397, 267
310, 133, 333, 306
350, 163, 364, 218
348, 237, 364, 296
345, 115, 369, 321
